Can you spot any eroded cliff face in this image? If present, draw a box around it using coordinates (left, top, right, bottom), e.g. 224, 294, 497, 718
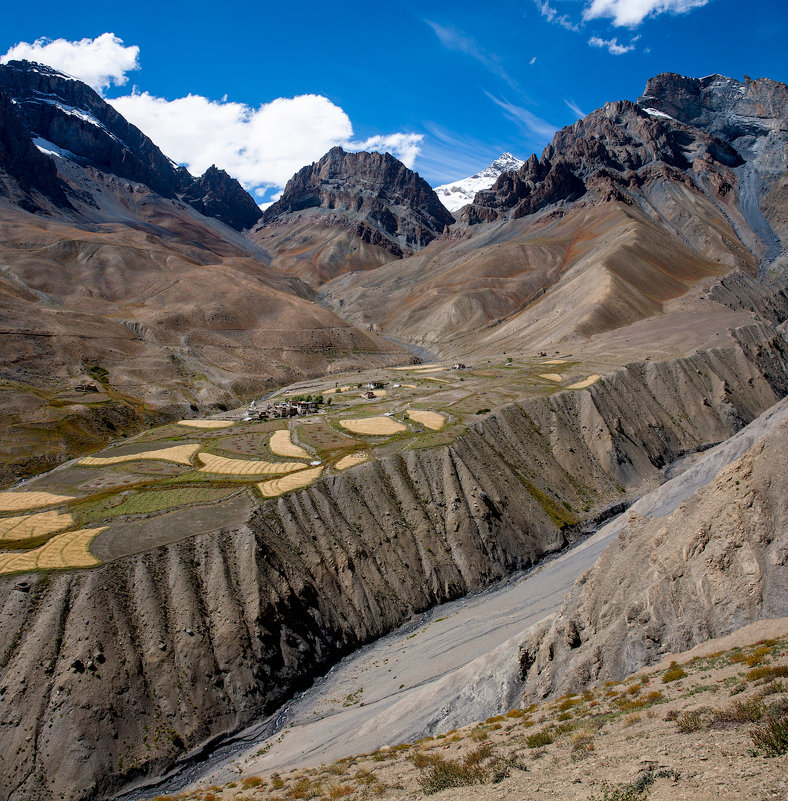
517, 406, 788, 703
0, 321, 786, 801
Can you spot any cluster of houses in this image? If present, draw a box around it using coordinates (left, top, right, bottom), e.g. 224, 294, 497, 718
245, 399, 320, 420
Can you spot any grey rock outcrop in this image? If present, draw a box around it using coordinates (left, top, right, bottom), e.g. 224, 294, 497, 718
464, 73, 787, 275
0, 90, 70, 211
518, 400, 788, 701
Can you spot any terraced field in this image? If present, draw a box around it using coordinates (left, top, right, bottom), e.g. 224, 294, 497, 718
0, 354, 608, 577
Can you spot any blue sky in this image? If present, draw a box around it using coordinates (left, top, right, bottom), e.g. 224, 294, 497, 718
2, 0, 786, 201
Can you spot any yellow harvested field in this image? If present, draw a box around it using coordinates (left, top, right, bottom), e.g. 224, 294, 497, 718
0, 527, 106, 575
424, 376, 450, 383
0, 491, 73, 511
177, 419, 234, 429
335, 454, 369, 470
410, 367, 446, 373
537, 373, 564, 383
407, 410, 446, 430
567, 374, 602, 389
392, 363, 439, 371
400, 384, 418, 389
0, 511, 73, 543
339, 417, 407, 435
324, 386, 353, 395
197, 452, 308, 476
363, 389, 387, 397
269, 429, 310, 459
80, 444, 200, 466
258, 466, 323, 498
542, 359, 568, 365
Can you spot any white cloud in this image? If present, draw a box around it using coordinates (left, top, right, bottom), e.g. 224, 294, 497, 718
485, 92, 558, 141
3, 32, 424, 194
583, 0, 709, 27
353, 133, 423, 170
1, 33, 139, 94
588, 35, 636, 54
110, 91, 422, 195
530, 56, 538, 65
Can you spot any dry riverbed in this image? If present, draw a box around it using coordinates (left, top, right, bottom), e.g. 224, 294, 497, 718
164, 624, 788, 801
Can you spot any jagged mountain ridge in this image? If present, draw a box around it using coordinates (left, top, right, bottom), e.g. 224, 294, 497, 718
0, 60, 262, 230
249, 146, 455, 285
322, 72, 787, 356
434, 151, 525, 212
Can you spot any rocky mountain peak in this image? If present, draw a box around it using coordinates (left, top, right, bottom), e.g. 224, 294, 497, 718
463, 73, 788, 226
434, 151, 525, 212
181, 164, 263, 231
0, 89, 71, 211
260, 146, 454, 254
0, 60, 262, 230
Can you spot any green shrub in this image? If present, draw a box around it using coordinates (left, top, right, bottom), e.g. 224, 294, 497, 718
463, 744, 492, 766
750, 702, 788, 756
676, 710, 705, 733
713, 698, 765, 725
418, 758, 485, 794
525, 729, 555, 748
746, 665, 788, 682
662, 662, 687, 683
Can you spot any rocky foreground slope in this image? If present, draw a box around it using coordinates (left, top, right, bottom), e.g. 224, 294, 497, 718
518, 403, 788, 702
0, 320, 786, 801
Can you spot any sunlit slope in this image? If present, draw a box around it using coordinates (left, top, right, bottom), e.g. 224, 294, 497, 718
323, 189, 756, 355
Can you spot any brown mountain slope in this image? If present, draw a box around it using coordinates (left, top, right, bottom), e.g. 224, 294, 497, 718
0, 63, 411, 486
0, 187, 408, 486
322, 191, 756, 356
321, 74, 785, 358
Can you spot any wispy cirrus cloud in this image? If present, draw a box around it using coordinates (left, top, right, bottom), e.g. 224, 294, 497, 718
419, 123, 526, 184
588, 35, 637, 54
564, 99, 588, 119
534, 0, 709, 34
533, 0, 581, 31
1, 33, 139, 93
583, 0, 710, 27
424, 20, 518, 88
484, 92, 559, 141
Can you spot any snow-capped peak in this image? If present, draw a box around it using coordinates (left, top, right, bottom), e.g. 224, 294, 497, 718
434, 152, 525, 212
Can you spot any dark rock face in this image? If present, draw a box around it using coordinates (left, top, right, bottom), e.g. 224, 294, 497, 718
0, 61, 188, 199
465, 73, 787, 227
261, 146, 454, 255
181, 165, 263, 230
0, 90, 70, 210
0, 61, 261, 230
